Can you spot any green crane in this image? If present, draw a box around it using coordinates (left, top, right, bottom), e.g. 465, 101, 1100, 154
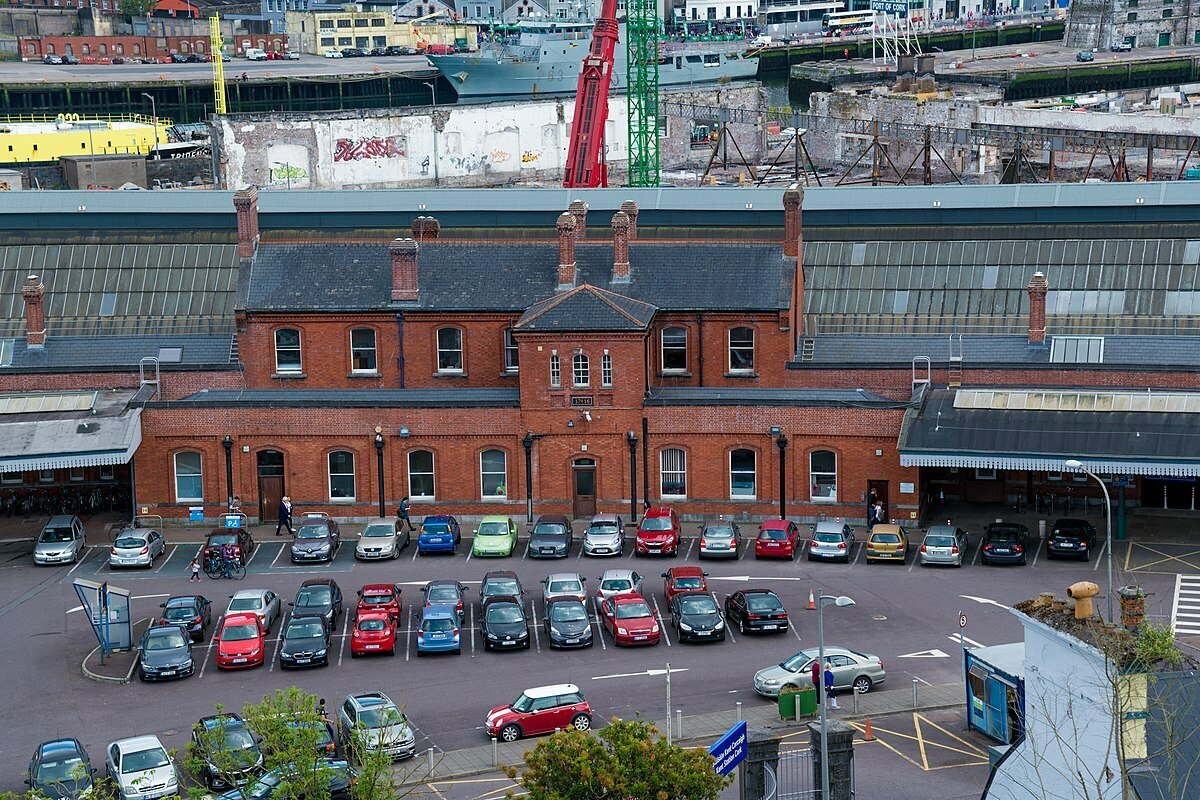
625, 0, 660, 186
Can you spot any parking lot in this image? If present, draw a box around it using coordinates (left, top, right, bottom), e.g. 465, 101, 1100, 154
0, 519, 1183, 792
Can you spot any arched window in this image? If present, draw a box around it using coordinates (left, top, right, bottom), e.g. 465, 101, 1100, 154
728, 327, 755, 372
729, 449, 756, 499
328, 451, 355, 500
436, 327, 463, 373
180, 41, 189, 53
601, 352, 613, 387
350, 328, 377, 372
549, 352, 561, 387
480, 449, 507, 499
661, 326, 687, 372
407, 450, 435, 500
810, 450, 837, 502
572, 353, 590, 387
274, 328, 302, 373
660, 448, 687, 498
173, 451, 203, 502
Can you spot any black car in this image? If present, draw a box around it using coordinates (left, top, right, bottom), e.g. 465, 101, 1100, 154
481, 595, 530, 650
981, 523, 1030, 566
544, 597, 593, 649
384, 45, 417, 55
27, 738, 94, 799
283, 718, 339, 760
724, 589, 789, 634
218, 761, 355, 800
280, 615, 331, 668
480, 570, 524, 602
62, 55, 81, 65
291, 579, 344, 628
157, 594, 213, 641
422, 579, 467, 621
1076, 50, 1094, 62
171, 53, 190, 63
527, 514, 573, 558
368, 47, 387, 56
669, 591, 726, 643
192, 713, 263, 790
1047, 518, 1098, 561
137, 624, 195, 681
341, 48, 365, 57
291, 513, 341, 563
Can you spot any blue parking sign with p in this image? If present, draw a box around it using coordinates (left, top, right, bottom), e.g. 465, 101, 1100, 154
708, 721, 747, 776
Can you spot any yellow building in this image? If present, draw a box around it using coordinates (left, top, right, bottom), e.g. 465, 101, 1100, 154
0, 114, 174, 165
285, 7, 478, 54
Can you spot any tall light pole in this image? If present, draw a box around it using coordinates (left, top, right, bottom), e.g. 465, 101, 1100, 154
374, 431, 386, 518
271, 161, 293, 189
817, 592, 855, 800
1065, 459, 1114, 622
141, 92, 159, 160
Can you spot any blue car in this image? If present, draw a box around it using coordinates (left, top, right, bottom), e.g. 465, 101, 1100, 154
416, 604, 461, 655
418, 515, 461, 555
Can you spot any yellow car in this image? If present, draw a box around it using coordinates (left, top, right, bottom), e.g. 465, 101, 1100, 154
865, 524, 909, 564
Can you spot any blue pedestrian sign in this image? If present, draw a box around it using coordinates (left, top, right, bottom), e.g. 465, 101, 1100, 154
708, 720, 747, 776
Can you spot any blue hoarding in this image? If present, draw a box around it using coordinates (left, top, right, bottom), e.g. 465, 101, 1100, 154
708, 721, 747, 776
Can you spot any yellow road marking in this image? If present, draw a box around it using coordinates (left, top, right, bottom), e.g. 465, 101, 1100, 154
1127, 543, 1200, 573
1124, 540, 1132, 572
426, 784, 448, 800
850, 722, 992, 760
847, 722, 926, 770
913, 713, 930, 771
429, 778, 513, 785
916, 714, 988, 756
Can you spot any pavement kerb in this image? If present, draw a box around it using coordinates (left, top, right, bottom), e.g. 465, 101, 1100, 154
81, 644, 139, 685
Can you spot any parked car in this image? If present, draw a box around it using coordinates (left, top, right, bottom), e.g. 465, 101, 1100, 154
581, 513, 624, 557
1111, 40, 1132, 51
42, 55, 64, 65
540, 572, 587, 604
279, 615, 331, 669
104, 736, 178, 800
668, 592, 726, 643
384, 45, 419, 56
527, 514, 573, 558
753, 646, 886, 698
109, 527, 165, 568
137, 624, 195, 682
27, 738, 94, 800
368, 47, 387, 56
111, 57, 126, 64
417, 515, 460, 555
279, 718, 339, 761
203, 527, 255, 567
865, 524, 909, 564
355, 583, 401, 619
543, 597, 593, 648
697, 518, 739, 559
351, 610, 397, 657
981, 522, 1030, 566
337, 692, 416, 761
33, 514, 86, 565
1047, 518, 1098, 561
170, 53, 189, 63
62, 54, 81, 64
485, 684, 592, 743
191, 713, 262, 789
472, 515, 518, 557
598, 594, 659, 646
919, 524, 969, 567
662, 566, 708, 604
341, 48, 366, 58
421, 580, 466, 621
807, 520, 855, 562
217, 761, 355, 800
354, 518, 408, 560
157, 596, 213, 642
282, 50, 300, 60
480, 570, 524, 602
227, 589, 280, 631
724, 589, 789, 635
415, 604, 460, 655
290, 513, 340, 563
754, 518, 801, 559
323, 48, 344, 58
215, 613, 266, 669
635, 506, 681, 557
291, 579, 344, 629
1076, 50, 1094, 61
595, 569, 644, 606
481, 595, 530, 650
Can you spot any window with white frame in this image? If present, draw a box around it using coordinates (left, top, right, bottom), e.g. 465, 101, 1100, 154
809, 450, 837, 501
480, 449, 507, 498
173, 452, 203, 502
729, 449, 756, 499
572, 353, 590, 387
728, 327, 755, 372
39, 469, 55, 483
601, 352, 612, 387
661, 327, 687, 372
407, 449, 435, 500
975, 468, 997, 480
328, 451, 356, 500
660, 448, 687, 497
274, 328, 302, 373
350, 328, 377, 372
436, 327, 464, 372
1, 472, 22, 485
69, 467, 86, 482
99, 465, 115, 481
504, 329, 519, 372
550, 353, 561, 387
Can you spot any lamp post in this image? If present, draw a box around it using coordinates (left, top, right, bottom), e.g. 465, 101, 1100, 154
222, 435, 233, 509
270, 161, 293, 190
772, 427, 788, 519
423, 80, 437, 106
627, 430, 638, 523
374, 432, 386, 518
817, 592, 855, 800
1065, 459, 1114, 622
141, 92, 159, 159
523, 432, 537, 523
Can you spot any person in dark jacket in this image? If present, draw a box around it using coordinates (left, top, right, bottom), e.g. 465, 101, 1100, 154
276, 495, 293, 536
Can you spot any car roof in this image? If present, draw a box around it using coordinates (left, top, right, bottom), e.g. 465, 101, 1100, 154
760, 518, 791, 529
813, 520, 848, 532
230, 589, 266, 600
46, 515, 76, 526
425, 579, 461, 589
702, 519, 735, 529
522, 683, 580, 698
208, 527, 245, 535
668, 566, 704, 578
644, 506, 674, 517
424, 515, 454, 523
925, 525, 960, 535
113, 735, 165, 753
422, 604, 456, 618
484, 570, 519, 580
612, 593, 648, 604
545, 595, 586, 606
223, 613, 261, 625
200, 713, 245, 729
869, 525, 904, 535
300, 578, 337, 588
348, 691, 394, 708
287, 614, 327, 625
39, 739, 84, 757
987, 523, 1028, 533
546, 572, 584, 581
116, 528, 155, 538
360, 583, 397, 595
741, 588, 780, 597
535, 514, 571, 524
363, 518, 395, 526
600, 568, 637, 580
796, 646, 856, 659
482, 594, 522, 606
145, 624, 188, 635
165, 595, 202, 605
302, 512, 332, 520
673, 591, 715, 602
480, 515, 511, 523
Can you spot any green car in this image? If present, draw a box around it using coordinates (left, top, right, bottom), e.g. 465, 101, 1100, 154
472, 516, 518, 557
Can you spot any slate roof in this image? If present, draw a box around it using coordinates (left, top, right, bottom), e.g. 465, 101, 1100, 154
515, 284, 657, 332
1128, 669, 1200, 800
245, 241, 789, 313
645, 386, 909, 408
1, 334, 234, 371
151, 388, 521, 409
0, 388, 143, 471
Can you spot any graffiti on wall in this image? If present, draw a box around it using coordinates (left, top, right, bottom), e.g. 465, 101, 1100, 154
265, 142, 311, 188
333, 135, 407, 162
521, 149, 542, 164
270, 163, 309, 183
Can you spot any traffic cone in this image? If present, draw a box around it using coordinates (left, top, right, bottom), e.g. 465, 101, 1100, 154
862, 718, 876, 741
807, 589, 816, 610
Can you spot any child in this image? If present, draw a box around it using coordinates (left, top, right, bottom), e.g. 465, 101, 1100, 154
189, 556, 202, 582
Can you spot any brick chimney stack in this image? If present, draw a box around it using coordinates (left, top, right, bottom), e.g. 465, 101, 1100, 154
411, 216, 441, 241
612, 210, 631, 283
620, 200, 639, 239
1027, 271, 1049, 345
783, 183, 804, 259
22, 274, 46, 349
568, 199, 588, 238
389, 238, 419, 302
233, 187, 259, 259
557, 212, 577, 288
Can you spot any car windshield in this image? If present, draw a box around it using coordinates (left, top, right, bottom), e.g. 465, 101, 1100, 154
423, 524, 450, 536
926, 535, 957, 547
641, 517, 672, 531
36, 756, 85, 783
484, 578, 519, 596
296, 525, 328, 540
297, 588, 332, 607
533, 523, 567, 537
872, 533, 901, 544
144, 631, 187, 651
208, 534, 236, 546
760, 529, 788, 540
361, 593, 394, 605
549, 579, 582, 593
357, 707, 402, 730
589, 523, 619, 534
601, 579, 632, 592
550, 603, 587, 622
114, 536, 145, 548
510, 694, 534, 713
121, 747, 169, 773
245, 774, 282, 800
39, 528, 74, 543
286, 621, 324, 639
780, 652, 817, 672
223, 623, 258, 641
1051, 532, 1083, 541
680, 597, 717, 615
615, 601, 652, 619
704, 526, 734, 539
422, 617, 454, 632
215, 727, 256, 752
478, 522, 509, 536
747, 594, 782, 612
814, 532, 843, 543
486, 604, 524, 624
673, 577, 703, 589
990, 526, 1024, 537
162, 605, 196, 621
427, 586, 458, 603
359, 618, 387, 632
362, 525, 394, 538
988, 533, 1020, 544
228, 598, 260, 612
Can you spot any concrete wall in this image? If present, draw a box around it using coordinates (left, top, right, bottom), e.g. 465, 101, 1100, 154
1066, 0, 1200, 49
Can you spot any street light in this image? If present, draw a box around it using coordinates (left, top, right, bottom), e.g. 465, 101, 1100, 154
374, 431, 386, 518
773, 427, 788, 520
817, 592, 855, 800
627, 430, 639, 523
423, 80, 437, 106
271, 160, 293, 190
141, 92, 159, 160
222, 435, 234, 509
1065, 459, 1114, 623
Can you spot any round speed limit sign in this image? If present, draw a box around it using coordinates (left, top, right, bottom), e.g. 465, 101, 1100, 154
959, 614, 968, 628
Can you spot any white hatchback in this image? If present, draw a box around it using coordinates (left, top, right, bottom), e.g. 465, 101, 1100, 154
105, 735, 178, 800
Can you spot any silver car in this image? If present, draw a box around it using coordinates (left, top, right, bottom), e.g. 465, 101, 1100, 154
541, 573, 587, 604
595, 569, 644, 606
109, 528, 166, 569
806, 520, 855, 563
698, 519, 740, 559
920, 524, 969, 567
105, 735, 179, 800
753, 646, 886, 698
582, 514, 625, 557
226, 589, 281, 632
34, 514, 86, 565
337, 692, 415, 761
355, 518, 409, 560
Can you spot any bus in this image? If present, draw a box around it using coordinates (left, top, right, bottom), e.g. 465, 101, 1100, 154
822, 9, 875, 29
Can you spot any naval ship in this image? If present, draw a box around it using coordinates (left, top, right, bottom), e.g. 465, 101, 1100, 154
428, 19, 758, 99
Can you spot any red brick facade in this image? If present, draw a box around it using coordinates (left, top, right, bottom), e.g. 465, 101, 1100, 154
20, 34, 210, 61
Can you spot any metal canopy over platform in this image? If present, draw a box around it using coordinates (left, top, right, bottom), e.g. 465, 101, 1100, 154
0, 388, 143, 472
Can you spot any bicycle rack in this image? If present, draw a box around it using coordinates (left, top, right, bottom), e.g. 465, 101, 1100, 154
127, 513, 163, 531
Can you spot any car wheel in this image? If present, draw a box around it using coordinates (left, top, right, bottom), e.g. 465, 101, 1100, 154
392, 547, 400, 560
388, 647, 396, 656
853, 676, 873, 694
1020, 556, 1028, 566
500, 724, 521, 743
571, 714, 592, 732
351, 650, 359, 658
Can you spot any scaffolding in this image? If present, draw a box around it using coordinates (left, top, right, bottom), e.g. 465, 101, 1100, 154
626, 0, 661, 187
211, 14, 227, 116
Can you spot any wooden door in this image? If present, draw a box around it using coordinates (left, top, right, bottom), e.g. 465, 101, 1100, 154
259, 475, 283, 522
572, 459, 596, 519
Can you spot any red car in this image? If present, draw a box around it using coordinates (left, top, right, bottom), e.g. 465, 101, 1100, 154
635, 506, 681, 557
202, 527, 255, 567
356, 583, 402, 620
662, 566, 709, 604
215, 613, 265, 669
485, 683, 592, 743
350, 610, 397, 657
598, 594, 660, 646
754, 519, 801, 559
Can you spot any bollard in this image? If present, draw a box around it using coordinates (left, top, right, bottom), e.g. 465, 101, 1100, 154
492, 737, 498, 767
676, 709, 683, 740
736, 701, 742, 723
428, 746, 435, 774
853, 687, 860, 715
912, 678, 919, 708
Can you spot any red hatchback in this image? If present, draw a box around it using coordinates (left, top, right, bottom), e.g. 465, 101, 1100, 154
215, 613, 265, 669
350, 610, 397, 657
598, 594, 660, 646
202, 528, 255, 567
485, 683, 592, 743
635, 507, 681, 557
662, 566, 709, 604
755, 519, 801, 559
356, 583, 402, 620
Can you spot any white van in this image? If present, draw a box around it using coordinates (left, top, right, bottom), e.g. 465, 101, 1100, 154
751, 35, 773, 47
245, 48, 268, 61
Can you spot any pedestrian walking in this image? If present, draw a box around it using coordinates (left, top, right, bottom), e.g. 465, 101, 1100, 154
276, 495, 293, 536
397, 496, 414, 533
189, 556, 202, 582
824, 662, 838, 709
873, 501, 887, 527
811, 659, 821, 692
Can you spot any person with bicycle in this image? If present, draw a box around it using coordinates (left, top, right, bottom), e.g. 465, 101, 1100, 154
221, 542, 238, 576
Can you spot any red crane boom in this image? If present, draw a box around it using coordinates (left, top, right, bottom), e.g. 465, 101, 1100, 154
562, 0, 619, 188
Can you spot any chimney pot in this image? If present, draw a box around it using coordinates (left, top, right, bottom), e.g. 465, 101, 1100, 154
620, 199, 639, 239
389, 238, 420, 302
783, 183, 804, 258
612, 210, 631, 283
557, 212, 577, 288
411, 215, 441, 241
1027, 271, 1049, 345
22, 274, 47, 348
233, 187, 259, 259
568, 199, 588, 238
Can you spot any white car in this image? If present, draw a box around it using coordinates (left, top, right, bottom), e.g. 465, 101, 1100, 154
282, 51, 300, 60
226, 589, 281, 632
540, 572, 587, 604
323, 48, 344, 59
109, 528, 166, 569
595, 569, 644, 606
105, 735, 178, 800
33, 515, 86, 565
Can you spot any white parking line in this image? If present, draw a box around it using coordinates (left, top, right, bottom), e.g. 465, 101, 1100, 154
199, 615, 222, 677
465, 547, 473, 563
271, 545, 289, 568
651, 596, 671, 647
406, 604, 414, 662
949, 634, 985, 648
685, 537, 696, 560
1031, 538, 1045, 566
589, 607, 607, 650
530, 599, 542, 653
337, 611, 350, 665
713, 591, 737, 644
68, 546, 98, 576
972, 541, 984, 566
242, 543, 263, 569
1093, 541, 1108, 572
153, 545, 179, 574
907, 550, 919, 573
790, 618, 803, 643
269, 612, 288, 671
850, 543, 865, 568
411, 544, 420, 562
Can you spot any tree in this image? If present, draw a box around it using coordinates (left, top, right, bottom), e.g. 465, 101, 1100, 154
119, 0, 157, 17
505, 719, 730, 800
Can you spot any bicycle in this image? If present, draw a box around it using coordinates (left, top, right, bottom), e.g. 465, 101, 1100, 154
204, 554, 245, 580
